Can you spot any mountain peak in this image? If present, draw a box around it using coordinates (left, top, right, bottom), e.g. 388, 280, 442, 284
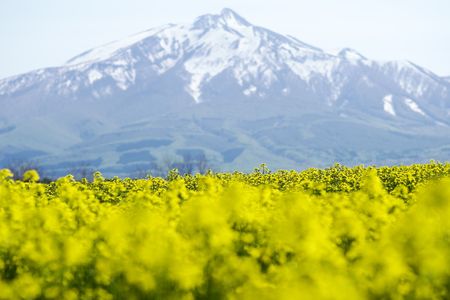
2, 8, 450, 176
338, 48, 366, 60
194, 8, 251, 29
219, 8, 249, 25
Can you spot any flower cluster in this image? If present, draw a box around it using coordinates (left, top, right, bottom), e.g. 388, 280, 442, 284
0, 163, 449, 299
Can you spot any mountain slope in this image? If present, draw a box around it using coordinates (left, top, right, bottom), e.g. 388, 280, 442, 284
0, 8, 449, 176
444, 76, 450, 84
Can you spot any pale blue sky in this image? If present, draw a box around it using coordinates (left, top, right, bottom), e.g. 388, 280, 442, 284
1, 0, 449, 78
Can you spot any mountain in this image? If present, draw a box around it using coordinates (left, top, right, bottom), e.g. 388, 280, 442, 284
1, 8, 449, 177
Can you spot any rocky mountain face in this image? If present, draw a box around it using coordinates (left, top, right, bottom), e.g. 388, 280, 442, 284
1, 8, 449, 177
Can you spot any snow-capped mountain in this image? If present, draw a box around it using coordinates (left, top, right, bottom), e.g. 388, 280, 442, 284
1, 8, 449, 176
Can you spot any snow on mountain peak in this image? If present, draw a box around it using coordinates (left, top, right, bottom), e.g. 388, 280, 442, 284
220, 8, 251, 26
1, 8, 447, 115
2, 8, 450, 178
65, 24, 176, 66
193, 8, 252, 31
66, 9, 252, 69
338, 48, 366, 60
0, 9, 346, 102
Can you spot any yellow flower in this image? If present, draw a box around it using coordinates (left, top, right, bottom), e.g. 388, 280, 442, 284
23, 169, 40, 182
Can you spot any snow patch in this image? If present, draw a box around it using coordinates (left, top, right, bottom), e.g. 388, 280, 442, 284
404, 98, 426, 116
287, 57, 337, 82
88, 70, 103, 84
182, 23, 258, 101
186, 73, 205, 103
66, 24, 175, 65
361, 76, 374, 87
382, 61, 435, 98
157, 58, 178, 74
220, 8, 251, 29
339, 48, 364, 65
398, 78, 427, 97
436, 121, 449, 127
383, 95, 396, 116
243, 85, 257, 96
108, 68, 136, 90
112, 59, 130, 66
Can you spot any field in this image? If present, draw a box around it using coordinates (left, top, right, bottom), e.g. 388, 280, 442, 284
0, 163, 450, 299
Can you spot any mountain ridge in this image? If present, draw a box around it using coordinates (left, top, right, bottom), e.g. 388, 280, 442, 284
0, 8, 449, 177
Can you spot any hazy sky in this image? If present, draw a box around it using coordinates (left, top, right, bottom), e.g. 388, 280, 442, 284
1, 0, 449, 78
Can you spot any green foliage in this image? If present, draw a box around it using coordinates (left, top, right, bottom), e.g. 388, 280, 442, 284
0, 162, 449, 299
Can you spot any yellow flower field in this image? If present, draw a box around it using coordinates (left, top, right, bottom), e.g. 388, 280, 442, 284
0, 163, 449, 299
